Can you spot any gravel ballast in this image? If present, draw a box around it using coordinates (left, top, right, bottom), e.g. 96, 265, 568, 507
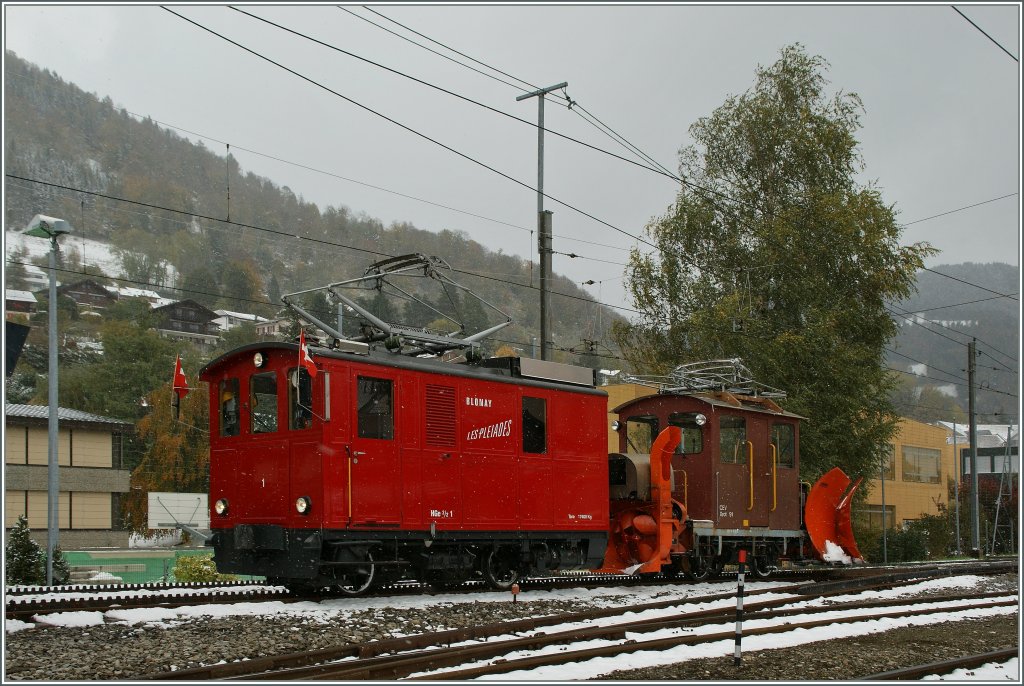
4, 573, 1018, 681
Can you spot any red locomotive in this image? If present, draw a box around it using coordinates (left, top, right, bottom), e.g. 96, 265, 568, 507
199, 256, 863, 593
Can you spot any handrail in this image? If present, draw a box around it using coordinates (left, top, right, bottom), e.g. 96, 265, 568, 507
770, 443, 778, 512
746, 440, 755, 510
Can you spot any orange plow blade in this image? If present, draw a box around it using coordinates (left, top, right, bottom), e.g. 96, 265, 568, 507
804, 467, 865, 563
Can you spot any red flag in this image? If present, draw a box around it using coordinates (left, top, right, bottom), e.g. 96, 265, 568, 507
299, 330, 318, 377
173, 355, 190, 399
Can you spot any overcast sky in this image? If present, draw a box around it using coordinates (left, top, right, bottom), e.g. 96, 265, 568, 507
4, 3, 1020, 314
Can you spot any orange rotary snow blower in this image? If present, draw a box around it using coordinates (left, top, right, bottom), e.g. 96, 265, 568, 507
804, 467, 865, 563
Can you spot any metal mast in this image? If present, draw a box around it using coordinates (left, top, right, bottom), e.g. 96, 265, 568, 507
517, 81, 567, 361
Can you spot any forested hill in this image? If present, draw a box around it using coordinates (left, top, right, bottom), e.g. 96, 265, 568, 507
888, 262, 1019, 422
3, 51, 622, 364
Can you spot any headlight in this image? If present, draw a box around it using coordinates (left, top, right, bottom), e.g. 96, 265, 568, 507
611, 420, 622, 431
296, 496, 311, 514
694, 413, 707, 427
214, 498, 229, 515
253, 352, 265, 367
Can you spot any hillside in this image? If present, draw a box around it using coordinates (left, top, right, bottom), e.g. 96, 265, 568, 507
3, 50, 623, 364
888, 262, 1018, 422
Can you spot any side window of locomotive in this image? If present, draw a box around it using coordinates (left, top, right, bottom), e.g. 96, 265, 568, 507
250, 372, 279, 433
357, 376, 393, 440
219, 378, 240, 437
522, 396, 547, 454
772, 423, 795, 467
719, 415, 747, 464
625, 416, 657, 453
288, 368, 314, 430
668, 412, 704, 454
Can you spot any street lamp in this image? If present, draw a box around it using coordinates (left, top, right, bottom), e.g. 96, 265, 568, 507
22, 214, 72, 585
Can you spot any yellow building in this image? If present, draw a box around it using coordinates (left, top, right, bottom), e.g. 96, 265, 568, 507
859, 418, 955, 530
603, 383, 654, 452
5, 404, 132, 548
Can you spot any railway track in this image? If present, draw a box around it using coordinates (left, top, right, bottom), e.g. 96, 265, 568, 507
137, 569, 1017, 681
6, 558, 1014, 622
4, 586, 291, 621
859, 647, 1018, 680
3, 579, 269, 596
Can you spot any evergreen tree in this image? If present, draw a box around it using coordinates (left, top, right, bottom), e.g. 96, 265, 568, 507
51, 545, 72, 585
614, 44, 934, 482
5, 515, 45, 585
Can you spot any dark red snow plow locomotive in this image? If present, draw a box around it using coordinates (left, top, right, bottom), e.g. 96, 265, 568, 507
599, 360, 864, 579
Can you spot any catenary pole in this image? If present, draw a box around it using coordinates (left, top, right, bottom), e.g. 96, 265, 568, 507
953, 422, 961, 555
46, 234, 60, 585
968, 339, 980, 554
517, 81, 567, 361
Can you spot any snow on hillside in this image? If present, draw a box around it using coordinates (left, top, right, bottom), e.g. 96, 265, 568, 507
5, 230, 177, 289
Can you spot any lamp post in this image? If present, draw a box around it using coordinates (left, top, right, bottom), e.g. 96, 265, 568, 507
23, 214, 72, 585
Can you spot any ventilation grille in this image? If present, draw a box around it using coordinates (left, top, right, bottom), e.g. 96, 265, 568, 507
425, 384, 456, 447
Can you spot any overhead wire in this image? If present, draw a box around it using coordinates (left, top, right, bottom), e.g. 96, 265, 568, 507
163, 7, 668, 258
228, 6, 680, 183
342, 6, 682, 189
951, 5, 1019, 62
6, 173, 643, 316
4, 257, 628, 363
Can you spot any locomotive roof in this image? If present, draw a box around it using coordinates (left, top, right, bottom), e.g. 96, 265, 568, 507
613, 391, 805, 420
200, 342, 607, 397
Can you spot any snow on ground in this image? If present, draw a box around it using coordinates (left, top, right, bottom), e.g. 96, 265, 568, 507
129, 530, 182, 548
8, 574, 1016, 681
5, 230, 177, 288
923, 658, 1019, 681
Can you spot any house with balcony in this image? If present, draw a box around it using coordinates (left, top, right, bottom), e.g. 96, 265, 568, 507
151, 299, 221, 347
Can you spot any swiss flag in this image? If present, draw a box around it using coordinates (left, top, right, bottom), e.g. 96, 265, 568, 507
299, 330, 318, 377
173, 355, 190, 400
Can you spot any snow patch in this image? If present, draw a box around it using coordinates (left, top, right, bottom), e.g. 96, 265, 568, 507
822, 540, 852, 565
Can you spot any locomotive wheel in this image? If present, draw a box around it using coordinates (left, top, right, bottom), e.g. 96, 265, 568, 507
683, 556, 712, 582
482, 549, 520, 590
335, 552, 376, 596
751, 555, 777, 578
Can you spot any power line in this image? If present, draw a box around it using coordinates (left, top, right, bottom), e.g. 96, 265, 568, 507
6, 257, 628, 364
230, 6, 680, 183
919, 266, 1018, 301
901, 192, 1018, 226
6, 173, 644, 317
904, 292, 1019, 314
337, 6, 533, 96
163, 7, 662, 254
887, 303, 1019, 367
951, 5, 1019, 62
885, 365, 1018, 400
886, 347, 968, 385
345, 6, 680, 186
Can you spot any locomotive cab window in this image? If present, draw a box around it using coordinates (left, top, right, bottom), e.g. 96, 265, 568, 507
719, 415, 747, 464
668, 412, 704, 454
250, 372, 278, 434
288, 368, 314, 430
522, 396, 546, 454
358, 376, 393, 439
219, 378, 240, 437
772, 423, 795, 467
625, 415, 657, 453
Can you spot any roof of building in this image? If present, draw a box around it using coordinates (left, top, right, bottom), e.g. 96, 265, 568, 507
108, 285, 162, 300
214, 309, 270, 323
5, 289, 37, 303
5, 403, 133, 429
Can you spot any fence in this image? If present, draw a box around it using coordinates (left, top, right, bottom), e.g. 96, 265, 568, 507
62, 549, 263, 584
